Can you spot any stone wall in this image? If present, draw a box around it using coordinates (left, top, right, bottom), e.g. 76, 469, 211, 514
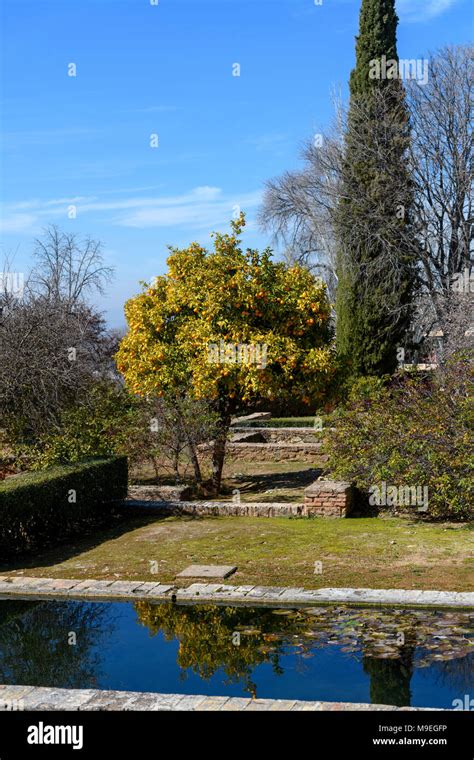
122, 500, 303, 517
231, 427, 323, 444
199, 442, 327, 463
128, 485, 192, 502
303, 480, 354, 518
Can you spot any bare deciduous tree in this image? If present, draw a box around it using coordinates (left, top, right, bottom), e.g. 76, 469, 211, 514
406, 45, 473, 358
258, 99, 343, 300
142, 396, 218, 485
408, 46, 473, 305
29, 226, 113, 305
0, 227, 115, 443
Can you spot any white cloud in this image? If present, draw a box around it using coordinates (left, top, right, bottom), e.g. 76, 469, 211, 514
117, 188, 262, 229
0, 213, 38, 233
0, 187, 262, 234
397, 0, 459, 22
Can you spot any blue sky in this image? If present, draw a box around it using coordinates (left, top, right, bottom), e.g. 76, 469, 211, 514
1, 0, 472, 327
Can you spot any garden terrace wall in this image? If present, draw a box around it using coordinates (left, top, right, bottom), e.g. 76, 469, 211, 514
231, 427, 322, 443
198, 442, 328, 463
121, 500, 304, 517
0, 457, 128, 558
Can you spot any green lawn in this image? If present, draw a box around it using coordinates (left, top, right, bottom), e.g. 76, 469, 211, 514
2, 514, 472, 592
238, 416, 319, 428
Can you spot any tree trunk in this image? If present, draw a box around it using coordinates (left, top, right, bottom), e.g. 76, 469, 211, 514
173, 448, 180, 481
187, 440, 202, 484
151, 456, 160, 483
210, 408, 231, 496
176, 411, 202, 484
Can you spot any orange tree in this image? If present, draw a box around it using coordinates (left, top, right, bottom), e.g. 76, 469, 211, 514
116, 214, 335, 494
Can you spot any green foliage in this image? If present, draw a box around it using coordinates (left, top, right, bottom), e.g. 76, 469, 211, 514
335, 0, 418, 376
349, 0, 399, 98
0, 457, 128, 557
20, 384, 135, 470
346, 375, 388, 404
325, 356, 473, 520
20, 382, 219, 487
116, 214, 336, 492
116, 214, 335, 405
0, 600, 113, 687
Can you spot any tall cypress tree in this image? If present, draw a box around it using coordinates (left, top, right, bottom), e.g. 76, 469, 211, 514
335, 0, 418, 376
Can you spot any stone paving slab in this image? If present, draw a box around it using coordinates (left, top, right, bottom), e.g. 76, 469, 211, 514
46, 579, 81, 591
139, 583, 175, 596
269, 699, 298, 711
176, 565, 237, 579
21, 687, 98, 711
173, 695, 207, 711
0, 685, 37, 710
196, 696, 231, 711
0, 686, 441, 711
0, 576, 472, 608
221, 697, 252, 711
176, 583, 224, 598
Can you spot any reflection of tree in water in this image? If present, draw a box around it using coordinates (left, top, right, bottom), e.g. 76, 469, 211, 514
413, 611, 474, 698
420, 652, 474, 694
135, 603, 305, 697
0, 600, 115, 688
136, 602, 473, 705
362, 611, 474, 707
363, 646, 415, 707
361, 614, 417, 707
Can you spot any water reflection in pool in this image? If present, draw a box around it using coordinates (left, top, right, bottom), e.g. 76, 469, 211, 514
0, 599, 472, 708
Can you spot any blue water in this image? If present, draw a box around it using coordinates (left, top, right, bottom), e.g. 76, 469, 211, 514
0, 599, 472, 708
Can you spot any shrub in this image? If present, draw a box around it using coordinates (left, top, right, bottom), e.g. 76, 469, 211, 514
324, 355, 473, 521
19, 384, 219, 488
345, 374, 388, 404
0, 456, 128, 558
19, 384, 135, 470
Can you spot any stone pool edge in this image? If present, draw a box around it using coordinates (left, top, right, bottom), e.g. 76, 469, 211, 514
0, 576, 472, 608
0, 685, 443, 711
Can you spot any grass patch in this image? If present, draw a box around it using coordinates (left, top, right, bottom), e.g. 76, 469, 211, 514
237, 416, 319, 428
2, 514, 472, 592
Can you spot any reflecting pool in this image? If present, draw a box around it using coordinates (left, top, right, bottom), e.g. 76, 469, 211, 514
0, 600, 472, 708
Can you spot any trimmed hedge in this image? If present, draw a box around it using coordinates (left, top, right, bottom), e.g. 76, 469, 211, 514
0, 457, 128, 559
